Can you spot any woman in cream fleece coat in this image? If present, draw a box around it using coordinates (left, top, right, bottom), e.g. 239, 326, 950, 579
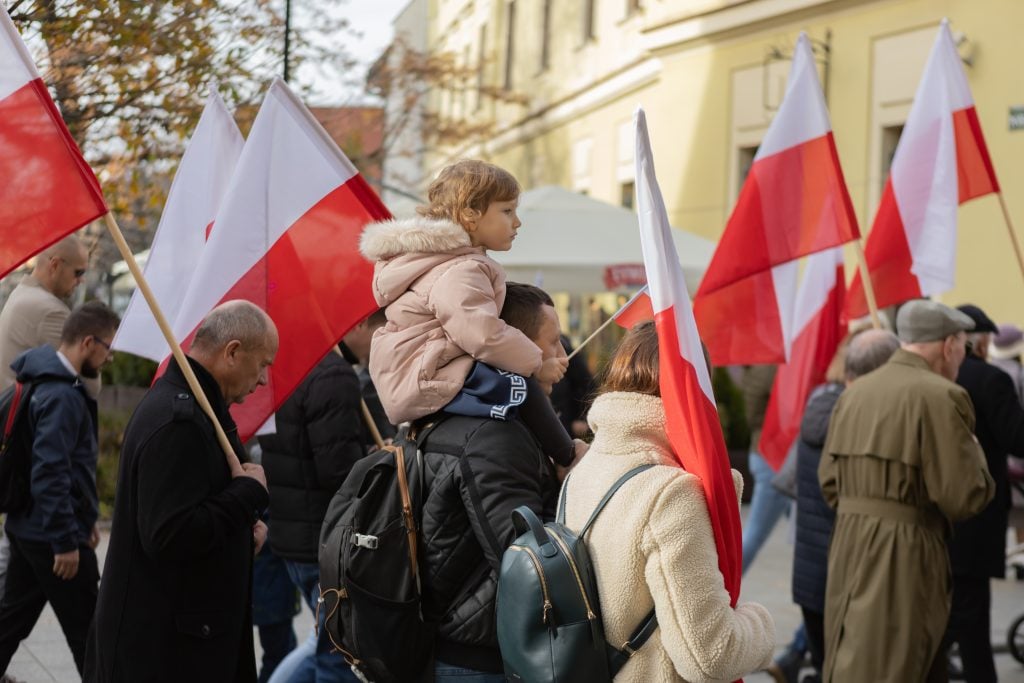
561, 323, 775, 682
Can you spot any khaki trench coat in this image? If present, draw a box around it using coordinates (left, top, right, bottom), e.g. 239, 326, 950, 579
818, 349, 994, 683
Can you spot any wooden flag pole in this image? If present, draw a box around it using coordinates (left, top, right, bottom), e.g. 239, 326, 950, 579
102, 212, 243, 476
567, 315, 618, 361
851, 240, 883, 330
331, 346, 385, 449
996, 192, 1024, 287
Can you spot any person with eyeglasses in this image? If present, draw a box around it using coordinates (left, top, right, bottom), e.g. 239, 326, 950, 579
0, 234, 95, 622
0, 302, 119, 681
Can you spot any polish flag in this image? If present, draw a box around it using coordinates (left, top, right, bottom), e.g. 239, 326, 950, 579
635, 108, 742, 606
848, 19, 999, 317
612, 285, 654, 329
169, 79, 389, 442
694, 33, 858, 366
758, 248, 845, 470
0, 6, 107, 277
113, 89, 244, 361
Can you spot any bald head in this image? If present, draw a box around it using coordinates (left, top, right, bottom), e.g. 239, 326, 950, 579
192, 300, 277, 354
190, 301, 279, 404
33, 234, 88, 300
845, 329, 900, 382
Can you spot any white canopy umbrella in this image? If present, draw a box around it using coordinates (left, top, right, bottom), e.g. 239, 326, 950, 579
490, 185, 714, 294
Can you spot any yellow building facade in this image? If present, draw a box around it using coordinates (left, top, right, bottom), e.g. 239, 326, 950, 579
418, 0, 1024, 326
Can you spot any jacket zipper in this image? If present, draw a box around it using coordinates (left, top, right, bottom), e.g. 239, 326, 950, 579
510, 545, 553, 627
549, 531, 601, 642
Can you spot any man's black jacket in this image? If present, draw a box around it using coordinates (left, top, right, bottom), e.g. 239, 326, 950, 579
952, 354, 1024, 578
85, 357, 268, 683
259, 353, 365, 562
416, 413, 558, 674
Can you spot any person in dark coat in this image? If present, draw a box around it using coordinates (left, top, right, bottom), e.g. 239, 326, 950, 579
257, 352, 365, 682
947, 304, 1024, 682
550, 334, 595, 438
792, 328, 899, 681
416, 283, 562, 681
0, 302, 119, 677
341, 309, 396, 446
85, 301, 276, 683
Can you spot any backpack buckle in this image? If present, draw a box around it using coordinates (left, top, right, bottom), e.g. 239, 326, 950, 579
351, 533, 378, 550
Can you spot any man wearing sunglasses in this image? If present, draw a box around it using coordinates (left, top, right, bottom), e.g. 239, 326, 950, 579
0, 234, 91, 392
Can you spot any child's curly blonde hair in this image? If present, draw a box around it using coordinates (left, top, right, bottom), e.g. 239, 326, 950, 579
418, 159, 521, 227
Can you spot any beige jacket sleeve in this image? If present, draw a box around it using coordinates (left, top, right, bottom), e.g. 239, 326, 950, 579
429, 259, 542, 377
641, 473, 775, 681
921, 387, 994, 522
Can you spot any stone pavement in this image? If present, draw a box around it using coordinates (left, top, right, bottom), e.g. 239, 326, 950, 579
6, 513, 1024, 681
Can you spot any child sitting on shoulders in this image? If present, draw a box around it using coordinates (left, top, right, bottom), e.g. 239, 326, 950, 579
360, 159, 577, 466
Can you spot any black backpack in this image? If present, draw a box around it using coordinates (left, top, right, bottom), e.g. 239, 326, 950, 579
318, 423, 442, 682
0, 380, 41, 514
496, 465, 659, 682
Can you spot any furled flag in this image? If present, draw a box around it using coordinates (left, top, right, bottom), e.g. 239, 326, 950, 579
170, 78, 390, 442
0, 6, 107, 277
694, 33, 859, 366
758, 247, 846, 470
611, 285, 654, 329
113, 89, 244, 360
635, 108, 742, 605
847, 19, 999, 317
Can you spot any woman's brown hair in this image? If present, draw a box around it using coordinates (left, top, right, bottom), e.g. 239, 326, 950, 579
418, 159, 520, 227
597, 321, 661, 397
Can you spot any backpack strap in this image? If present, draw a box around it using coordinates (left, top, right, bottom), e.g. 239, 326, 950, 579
607, 608, 659, 676
578, 464, 654, 537
2, 382, 26, 447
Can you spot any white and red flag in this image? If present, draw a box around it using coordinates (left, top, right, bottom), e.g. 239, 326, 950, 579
0, 6, 107, 276
694, 33, 859, 366
611, 285, 654, 329
170, 78, 389, 442
635, 108, 742, 605
113, 89, 244, 361
847, 19, 999, 317
758, 248, 846, 470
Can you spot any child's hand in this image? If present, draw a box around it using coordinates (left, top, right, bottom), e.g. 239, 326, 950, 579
536, 356, 568, 388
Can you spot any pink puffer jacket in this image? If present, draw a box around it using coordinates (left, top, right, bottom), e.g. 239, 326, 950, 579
360, 217, 543, 424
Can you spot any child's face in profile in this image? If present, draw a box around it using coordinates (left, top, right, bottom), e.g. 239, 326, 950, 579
468, 198, 520, 251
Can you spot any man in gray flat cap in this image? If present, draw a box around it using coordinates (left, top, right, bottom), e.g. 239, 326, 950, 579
818, 299, 995, 683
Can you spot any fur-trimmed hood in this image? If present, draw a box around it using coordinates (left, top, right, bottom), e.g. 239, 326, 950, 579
361, 216, 486, 307
360, 216, 471, 261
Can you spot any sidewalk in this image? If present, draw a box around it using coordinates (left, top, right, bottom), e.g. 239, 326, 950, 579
7, 516, 1024, 681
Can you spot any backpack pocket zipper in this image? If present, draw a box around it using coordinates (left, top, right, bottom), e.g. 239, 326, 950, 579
548, 532, 602, 646
510, 545, 554, 629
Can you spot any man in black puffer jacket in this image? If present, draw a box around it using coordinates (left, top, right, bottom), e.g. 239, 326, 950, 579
258, 351, 365, 681
416, 283, 565, 680
792, 328, 899, 681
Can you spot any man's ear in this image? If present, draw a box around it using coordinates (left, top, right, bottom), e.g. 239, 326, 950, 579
223, 339, 243, 364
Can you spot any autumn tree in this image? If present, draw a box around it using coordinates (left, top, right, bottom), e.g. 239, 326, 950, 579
4, 0, 356, 275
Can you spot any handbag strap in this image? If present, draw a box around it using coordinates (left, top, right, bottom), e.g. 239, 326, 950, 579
607, 608, 659, 676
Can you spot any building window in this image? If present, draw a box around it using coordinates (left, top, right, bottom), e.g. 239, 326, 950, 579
582, 0, 596, 43
572, 137, 593, 192
881, 124, 904, 189
539, 0, 552, 72
737, 145, 758, 193
476, 23, 487, 111
504, 1, 516, 91
620, 180, 635, 209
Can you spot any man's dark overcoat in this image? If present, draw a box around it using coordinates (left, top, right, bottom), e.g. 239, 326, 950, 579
85, 357, 268, 683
